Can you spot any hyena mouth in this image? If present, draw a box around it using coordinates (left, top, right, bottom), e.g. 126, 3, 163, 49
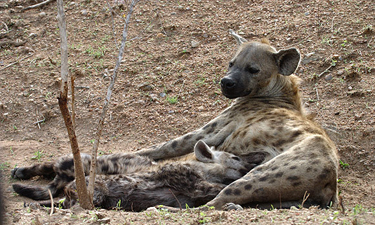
221, 88, 253, 99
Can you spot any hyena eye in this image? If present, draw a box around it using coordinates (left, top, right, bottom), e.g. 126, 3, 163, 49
246, 66, 260, 74
228, 62, 234, 68
231, 156, 241, 161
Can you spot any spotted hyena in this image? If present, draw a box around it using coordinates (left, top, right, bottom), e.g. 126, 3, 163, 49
136, 30, 339, 210
12, 141, 254, 211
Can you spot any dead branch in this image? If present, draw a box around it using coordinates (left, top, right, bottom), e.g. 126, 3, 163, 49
21, 0, 54, 12
47, 189, 54, 216
71, 76, 76, 129
301, 191, 310, 208
87, 0, 140, 200
0, 54, 33, 71
56, 0, 93, 209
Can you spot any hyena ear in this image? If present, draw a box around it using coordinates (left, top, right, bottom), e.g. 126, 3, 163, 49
194, 140, 214, 163
273, 48, 301, 76
229, 29, 247, 45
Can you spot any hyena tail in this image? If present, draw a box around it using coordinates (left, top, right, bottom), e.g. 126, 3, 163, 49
13, 175, 72, 200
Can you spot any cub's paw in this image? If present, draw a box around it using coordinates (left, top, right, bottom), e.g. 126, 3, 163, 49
11, 168, 27, 179
223, 203, 243, 211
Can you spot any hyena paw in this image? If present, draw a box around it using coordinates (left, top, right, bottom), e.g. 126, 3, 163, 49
11, 168, 28, 179
223, 203, 243, 211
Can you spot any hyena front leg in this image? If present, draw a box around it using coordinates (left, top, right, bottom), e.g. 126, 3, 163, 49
137, 118, 236, 160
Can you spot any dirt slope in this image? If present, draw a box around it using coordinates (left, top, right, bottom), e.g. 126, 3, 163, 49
0, 0, 374, 224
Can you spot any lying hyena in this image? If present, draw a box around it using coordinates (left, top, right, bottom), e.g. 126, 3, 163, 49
136, 30, 339, 210
12, 141, 254, 211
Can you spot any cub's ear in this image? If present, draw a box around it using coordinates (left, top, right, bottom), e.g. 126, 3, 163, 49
194, 140, 214, 163
229, 29, 248, 45
273, 48, 300, 76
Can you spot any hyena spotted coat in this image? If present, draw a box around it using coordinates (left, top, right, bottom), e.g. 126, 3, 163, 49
12, 141, 254, 211
137, 30, 339, 210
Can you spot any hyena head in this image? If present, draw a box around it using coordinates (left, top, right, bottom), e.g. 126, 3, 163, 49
220, 30, 301, 99
193, 140, 250, 183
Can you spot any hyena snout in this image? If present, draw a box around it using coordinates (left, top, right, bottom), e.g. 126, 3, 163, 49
220, 75, 248, 99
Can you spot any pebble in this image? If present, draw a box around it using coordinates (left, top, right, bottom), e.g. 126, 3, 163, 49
29, 33, 37, 38
38, 12, 46, 17
325, 74, 333, 81
191, 40, 200, 48
159, 93, 166, 98
81, 9, 88, 16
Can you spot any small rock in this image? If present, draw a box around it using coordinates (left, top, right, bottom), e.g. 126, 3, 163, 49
81, 9, 88, 16
69, 2, 76, 6
138, 83, 154, 91
149, 94, 159, 101
29, 33, 37, 38
159, 93, 166, 98
325, 74, 333, 81
38, 12, 46, 17
191, 40, 200, 48
337, 69, 344, 76
146, 207, 158, 212
290, 206, 299, 210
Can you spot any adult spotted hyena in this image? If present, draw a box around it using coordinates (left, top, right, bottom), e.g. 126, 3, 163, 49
12, 141, 253, 211
137, 30, 339, 210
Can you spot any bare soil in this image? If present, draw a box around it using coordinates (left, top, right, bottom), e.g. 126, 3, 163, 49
0, 0, 374, 224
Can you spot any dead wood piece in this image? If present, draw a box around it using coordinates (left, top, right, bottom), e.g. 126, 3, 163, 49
21, 0, 54, 12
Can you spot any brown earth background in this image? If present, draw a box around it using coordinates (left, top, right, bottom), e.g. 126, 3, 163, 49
0, 0, 374, 224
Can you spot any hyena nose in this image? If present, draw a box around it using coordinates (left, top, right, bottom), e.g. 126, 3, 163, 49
221, 77, 236, 90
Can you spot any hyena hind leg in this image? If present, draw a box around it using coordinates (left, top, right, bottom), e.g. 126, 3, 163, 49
11, 162, 55, 180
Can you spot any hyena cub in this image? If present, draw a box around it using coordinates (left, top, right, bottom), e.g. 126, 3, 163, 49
12, 141, 253, 211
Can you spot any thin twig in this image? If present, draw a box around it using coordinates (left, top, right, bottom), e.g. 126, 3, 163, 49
71, 76, 76, 130
315, 86, 320, 101
0, 54, 33, 71
47, 189, 54, 216
169, 189, 182, 210
301, 191, 310, 208
318, 64, 333, 78
21, 0, 54, 12
87, 0, 140, 201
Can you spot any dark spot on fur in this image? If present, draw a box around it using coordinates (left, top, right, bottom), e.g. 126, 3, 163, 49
60, 159, 74, 171
274, 139, 287, 147
283, 163, 289, 167
275, 172, 283, 178
271, 166, 279, 171
183, 134, 193, 141
292, 182, 302, 187
312, 159, 321, 164
244, 184, 252, 190
171, 141, 178, 149
309, 153, 317, 158
252, 138, 261, 146
233, 189, 241, 195
202, 124, 210, 130
259, 175, 268, 182
291, 130, 303, 139
196, 136, 204, 141
306, 167, 312, 172
224, 188, 232, 195
101, 164, 109, 172
286, 176, 300, 181
289, 166, 297, 170
319, 169, 331, 179
268, 179, 276, 184
254, 188, 263, 194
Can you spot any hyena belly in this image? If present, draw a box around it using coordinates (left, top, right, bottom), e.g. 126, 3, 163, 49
12, 153, 154, 200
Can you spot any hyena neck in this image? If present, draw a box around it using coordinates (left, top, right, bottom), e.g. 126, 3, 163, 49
238, 74, 303, 113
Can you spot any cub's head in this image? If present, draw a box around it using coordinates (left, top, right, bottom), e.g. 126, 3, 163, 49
194, 140, 250, 183
220, 30, 300, 99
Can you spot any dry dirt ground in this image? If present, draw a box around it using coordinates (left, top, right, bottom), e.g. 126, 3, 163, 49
0, 0, 374, 224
